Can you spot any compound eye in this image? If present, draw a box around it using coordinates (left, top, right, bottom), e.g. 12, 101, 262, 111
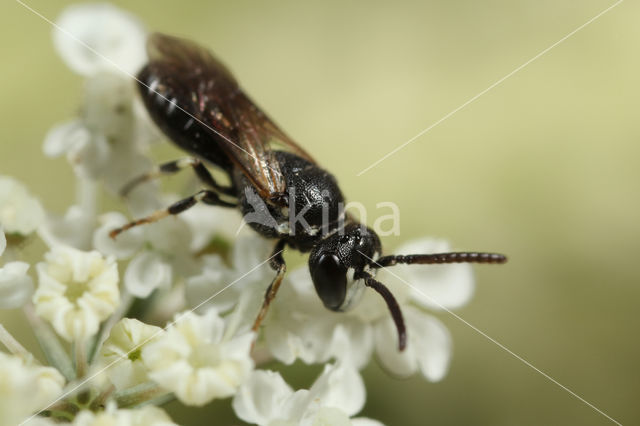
311, 254, 347, 311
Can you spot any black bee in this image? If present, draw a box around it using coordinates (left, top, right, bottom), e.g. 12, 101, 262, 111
110, 33, 507, 350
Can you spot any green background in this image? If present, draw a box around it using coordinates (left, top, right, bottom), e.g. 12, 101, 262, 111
1, 1, 639, 425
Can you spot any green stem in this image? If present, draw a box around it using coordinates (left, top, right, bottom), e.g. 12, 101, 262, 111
23, 304, 75, 381
90, 384, 115, 411
114, 382, 169, 408
89, 291, 134, 363
47, 400, 80, 416
74, 339, 88, 379
46, 409, 76, 422
0, 323, 33, 361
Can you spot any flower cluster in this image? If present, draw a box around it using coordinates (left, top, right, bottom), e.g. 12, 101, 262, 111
0, 3, 479, 425
0, 350, 65, 426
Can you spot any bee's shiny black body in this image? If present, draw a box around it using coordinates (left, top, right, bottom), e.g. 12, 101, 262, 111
113, 33, 507, 351
138, 65, 235, 172
234, 151, 345, 252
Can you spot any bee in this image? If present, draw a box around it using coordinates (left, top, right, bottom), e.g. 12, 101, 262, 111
110, 33, 507, 350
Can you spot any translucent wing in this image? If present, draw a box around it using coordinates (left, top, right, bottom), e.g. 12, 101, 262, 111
144, 33, 314, 202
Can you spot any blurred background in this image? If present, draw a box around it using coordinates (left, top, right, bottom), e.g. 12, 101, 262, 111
2, 0, 639, 424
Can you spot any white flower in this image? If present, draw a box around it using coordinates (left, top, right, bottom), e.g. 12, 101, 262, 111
32, 246, 120, 342
142, 309, 254, 406
124, 251, 173, 298
352, 419, 385, 426
94, 206, 246, 302
37, 174, 98, 255
232, 362, 381, 426
374, 306, 451, 381
92, 210, 197, 298
391, 239, 475, 310
39, 205, 95, 250
53, 3, 147, 76
43, 72, 155, 195
0, 261, 35, 309
99, 318, 162, 390
37, 179, 98, 251
265, 238, 473, 381
265, 267, 375, 368
93, 212, 144, 260
71, 403, 177, 426
179, 204, 244, 252
46, 4, 159, 199
0, 351, 65, 426
125, 211, 193, 262
186, 234, 273, 314
0, 175, 45, 235
93, 206, 194, 261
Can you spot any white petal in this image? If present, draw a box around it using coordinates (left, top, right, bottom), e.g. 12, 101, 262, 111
38, 205, 95, 250
53, 3, 147, 76
82, 72, 135, 137
0, 227, 6, 256
42, 119, 90, 157
351, 418, 386, 426
185, 235, 273, 315
0, 176, 46, 235
101, 150, 154, 198
0, 261, 34, 309
264, 277, 333, 365
142, 310, 254, 406
375, 307, 451, 381
99, 318, 162, 390
232, 370, 294, 425
68, 132, 111, 180
0, 352, 65, 425
143, 215, 193, 257
307, 363, 366, 417
185, 254, 239, 313
327, 322, 374, 369
69, 403, 177, 426
304, 407, 352, 426
389, 239, 475, 310
93, 212, 144, 259
180, 204, 243, 252
125, 251, 172, 298
231, 234, 273, 274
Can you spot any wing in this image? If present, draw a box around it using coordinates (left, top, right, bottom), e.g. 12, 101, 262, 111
145, 33, 315, 203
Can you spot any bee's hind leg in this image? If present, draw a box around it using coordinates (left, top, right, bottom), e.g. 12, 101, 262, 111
109, 189, 237, 239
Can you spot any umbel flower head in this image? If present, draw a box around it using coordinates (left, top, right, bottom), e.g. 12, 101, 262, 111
0, 260, 34, 309
26, 402, 178, 426
70, 403, 177, 426
0, 351, 65, 426
142, 309, 255, 406
0, 223, 35, 309
33, 245, 119, 342
44, 2, 158, 203
0, 175, 45, 235
233, 362, 382, 426
99, 318, 163, 390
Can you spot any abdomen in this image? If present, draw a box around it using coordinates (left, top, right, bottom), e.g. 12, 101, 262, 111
137, 64, 234, 172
